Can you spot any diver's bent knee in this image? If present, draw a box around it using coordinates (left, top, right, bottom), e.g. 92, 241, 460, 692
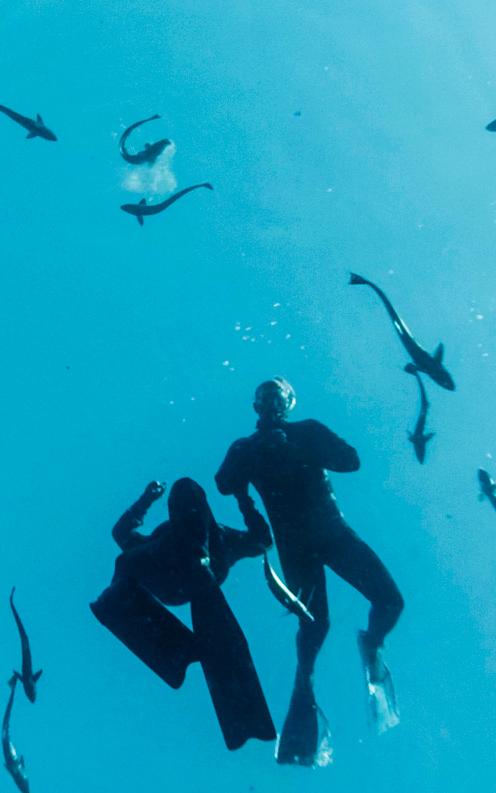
389, 588, 405, 618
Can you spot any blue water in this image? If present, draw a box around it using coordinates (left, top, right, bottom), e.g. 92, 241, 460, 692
2, 2, 496, 791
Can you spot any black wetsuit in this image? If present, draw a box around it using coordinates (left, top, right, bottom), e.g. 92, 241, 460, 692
91, 481, 276, 750
112, 496, 263, 605
215, 418, 404, 677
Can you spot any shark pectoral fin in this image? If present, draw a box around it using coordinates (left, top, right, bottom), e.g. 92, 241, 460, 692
33, 669, 43, 682
137, 215, 144, 227
433, 342, 444, 363
19, 756, 25, 768
425, 432, 435, 442
26, 132, 36, 139
478, 492, 485, 502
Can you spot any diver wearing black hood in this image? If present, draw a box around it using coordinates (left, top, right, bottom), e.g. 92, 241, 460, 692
91, 478, 276, 751
215, 378, 404, 763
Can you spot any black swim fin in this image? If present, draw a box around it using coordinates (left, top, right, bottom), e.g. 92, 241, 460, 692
90, 578, 199, 689
276, 675, 318, 766
190, 582, 276, 751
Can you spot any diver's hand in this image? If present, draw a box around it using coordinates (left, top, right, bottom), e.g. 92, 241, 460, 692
255, 428, 288, 450
143, 481, 166, 501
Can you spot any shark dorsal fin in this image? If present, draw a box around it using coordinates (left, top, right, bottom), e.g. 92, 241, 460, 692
144, 142, 151, 149
139, 198, 147, 206
433, 343, 444, 363
36, 114, 43, 124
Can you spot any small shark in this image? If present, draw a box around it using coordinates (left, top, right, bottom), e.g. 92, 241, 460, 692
121, 182, 213, 226
263, 553, 314, 624
478, 468, 496, 511
9, 589, 42, 704
0, 104, 57, 141
2, 677, 29, 793
349, 273, 455, 391
119, 114, 171, 165
404, 364, 435, 463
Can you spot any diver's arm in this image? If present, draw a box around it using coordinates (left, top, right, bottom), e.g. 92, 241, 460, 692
218, 525, 266, 567
111, 481, 166, 550
299, 419, 360, 471
215, 440, 251, 495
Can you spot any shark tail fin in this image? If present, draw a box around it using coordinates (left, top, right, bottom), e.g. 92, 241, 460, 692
349, 272, 367, 286
33, 670, 43, 682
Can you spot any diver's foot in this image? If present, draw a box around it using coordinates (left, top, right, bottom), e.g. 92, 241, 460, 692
357, 630, 388, 684
357, 630, 400, 733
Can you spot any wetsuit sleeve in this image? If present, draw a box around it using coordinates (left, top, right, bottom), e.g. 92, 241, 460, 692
215, 440, 251, 495
111, 492, 154, 551
217, 525, 265, 567
298, 419, 360, 472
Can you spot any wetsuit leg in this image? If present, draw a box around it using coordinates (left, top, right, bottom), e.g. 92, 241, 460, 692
323, 526, 404, 649
275, 555, 330, 765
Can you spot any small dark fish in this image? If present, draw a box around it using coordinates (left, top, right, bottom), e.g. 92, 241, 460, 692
486, 119, 496, 132
404, 364, 435, 464
293, 111, 302, 117
263, 553, 314, 624
478, 468, 496, 511
121, 182, 213, 226
2, 677, 29, 793
349, 273, 455, 391
10, 589, 42, 704
119, 114, 171, 165
0, 104, 57, 141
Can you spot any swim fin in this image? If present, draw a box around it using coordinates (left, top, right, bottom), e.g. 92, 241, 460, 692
90, 578, 199, 689
357, 630, 400, 734
190, 582, 276, 751
276, 674, 320, 766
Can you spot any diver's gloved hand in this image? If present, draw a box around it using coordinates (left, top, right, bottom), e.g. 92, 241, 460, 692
143, 481, 166, 503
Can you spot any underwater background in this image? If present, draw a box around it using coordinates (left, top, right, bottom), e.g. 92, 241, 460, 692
2, 1, 496, 791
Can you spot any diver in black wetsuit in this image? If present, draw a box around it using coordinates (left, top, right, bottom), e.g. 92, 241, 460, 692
91, 477, 275, 751
215, 378, 404, 764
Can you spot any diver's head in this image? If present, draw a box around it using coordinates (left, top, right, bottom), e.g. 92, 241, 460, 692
167, 478, 215, 529
253, 377, 296, 422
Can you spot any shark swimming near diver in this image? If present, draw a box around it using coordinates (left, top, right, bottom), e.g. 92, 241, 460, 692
0, 104, 57, 141
119, 114, 171, 165
349, 273, 455, 391
404, 364, 435, 464
121, 182, 213, 225
2, 677, 29, 793
9, 589, 42, 704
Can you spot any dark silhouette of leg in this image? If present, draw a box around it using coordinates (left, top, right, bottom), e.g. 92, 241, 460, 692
275, 561, 330, 765
324, 526, 404, 650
